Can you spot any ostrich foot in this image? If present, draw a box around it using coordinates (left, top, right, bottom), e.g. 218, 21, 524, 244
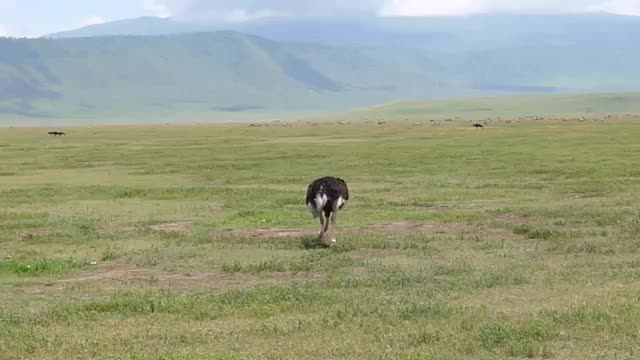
319, 232, 335, 248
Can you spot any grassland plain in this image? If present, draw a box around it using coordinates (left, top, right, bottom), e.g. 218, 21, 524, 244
4, 92, 640, 127
348, 92, 640, 122
1, 118, 640, 359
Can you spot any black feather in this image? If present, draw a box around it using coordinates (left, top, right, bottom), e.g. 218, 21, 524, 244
306, 176, 350, 217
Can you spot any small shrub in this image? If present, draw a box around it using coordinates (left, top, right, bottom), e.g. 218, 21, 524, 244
514, 224, 532, 236
101, 245, 121, 261
526, 228, 554, 240
514, 224, 556, 240
222, 261, 243, 273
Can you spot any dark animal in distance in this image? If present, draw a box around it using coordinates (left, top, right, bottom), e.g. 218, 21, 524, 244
306, 177, 350, 247
48, 131, 66, 136
472, 123, 484, 129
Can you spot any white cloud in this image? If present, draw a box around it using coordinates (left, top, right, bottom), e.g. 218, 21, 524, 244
142, 0, 172, 18
587, 0, 640, 15
144, 0, 640, 19
81, 16, 106, 27
222, 9, 283, 22
380, 0, 485, 16
159, 0, 383, 21
380, 0, 640, 16
0, 23, 8, 37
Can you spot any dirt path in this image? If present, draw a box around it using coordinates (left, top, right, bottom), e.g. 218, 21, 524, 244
217, 221, 497, 239
4, 265, 324, 300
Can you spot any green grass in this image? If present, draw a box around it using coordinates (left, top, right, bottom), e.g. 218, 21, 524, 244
0, 258, 84, 277
1, 118, 640, 359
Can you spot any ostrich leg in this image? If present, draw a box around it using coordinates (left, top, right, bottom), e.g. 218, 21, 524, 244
319, 211, 332, 247
318, 212, 326, 238
329, 210, 338, 245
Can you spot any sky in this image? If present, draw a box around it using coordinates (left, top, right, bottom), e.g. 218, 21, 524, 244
0, 0, 639, 37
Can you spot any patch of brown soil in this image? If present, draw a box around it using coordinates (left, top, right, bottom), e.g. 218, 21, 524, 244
219, 221, 505, 239
495, 213, 533, 226
57, 265, 321, 288
15, 228, 50, 241
102, 225, 139, 236
564, 192, 600, 199
5, 264, 324, 299
367, 222, 470, 236
149, 221, 193, 234
223, 228, 318, 239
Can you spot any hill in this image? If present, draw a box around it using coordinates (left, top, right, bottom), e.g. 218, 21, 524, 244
2, 13, 640, 124
48, 13, 640, 48
48, 17, 196, 39
1, 31, 470, 124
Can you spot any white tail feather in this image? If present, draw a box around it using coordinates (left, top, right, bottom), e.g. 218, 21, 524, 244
307, 194, 327, 218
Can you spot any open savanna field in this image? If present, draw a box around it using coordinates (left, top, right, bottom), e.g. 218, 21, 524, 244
1, 117, 640, 359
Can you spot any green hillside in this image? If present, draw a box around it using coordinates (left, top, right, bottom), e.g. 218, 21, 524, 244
49, 13, 640, 50
0, 32, 466, 124
2, 22, 640, 124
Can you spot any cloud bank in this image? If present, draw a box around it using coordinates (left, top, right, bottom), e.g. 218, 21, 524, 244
150, 0, 640, 20
160, 0, 384, 21
143, 0, 172, 18
81, 16, 106, 27
0, 23, 9, 37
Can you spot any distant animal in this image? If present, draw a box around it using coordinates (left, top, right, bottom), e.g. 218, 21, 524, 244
48, 131, 66, 136
472, 123, 484, 129
306, 177, 350, 247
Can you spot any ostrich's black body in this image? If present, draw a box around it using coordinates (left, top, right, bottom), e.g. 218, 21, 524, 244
306, 177, 349, 218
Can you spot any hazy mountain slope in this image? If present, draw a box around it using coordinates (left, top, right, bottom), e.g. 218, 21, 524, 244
48, 13, 640, 49
0, 32, 461, 122
2, 13, 639, 123
48, 17, 195, 39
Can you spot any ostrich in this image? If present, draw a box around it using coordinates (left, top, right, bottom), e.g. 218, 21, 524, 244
306, 177, 350, 247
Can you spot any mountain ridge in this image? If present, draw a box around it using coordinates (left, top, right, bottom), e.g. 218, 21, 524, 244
0, 14, 637, 124
47, 12, 638, 46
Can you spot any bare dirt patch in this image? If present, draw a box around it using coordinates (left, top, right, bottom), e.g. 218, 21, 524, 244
102, 225, 139, 236
495, 213, 533, 226
367, 222, 470, 236
149, 221, 193, 234
4, 264, 324, 300
121, 220, 514, 241
218, 221, 511, 239
223, 228, 318, 239
56, 265, 321, 289
14, 228, 50, 242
